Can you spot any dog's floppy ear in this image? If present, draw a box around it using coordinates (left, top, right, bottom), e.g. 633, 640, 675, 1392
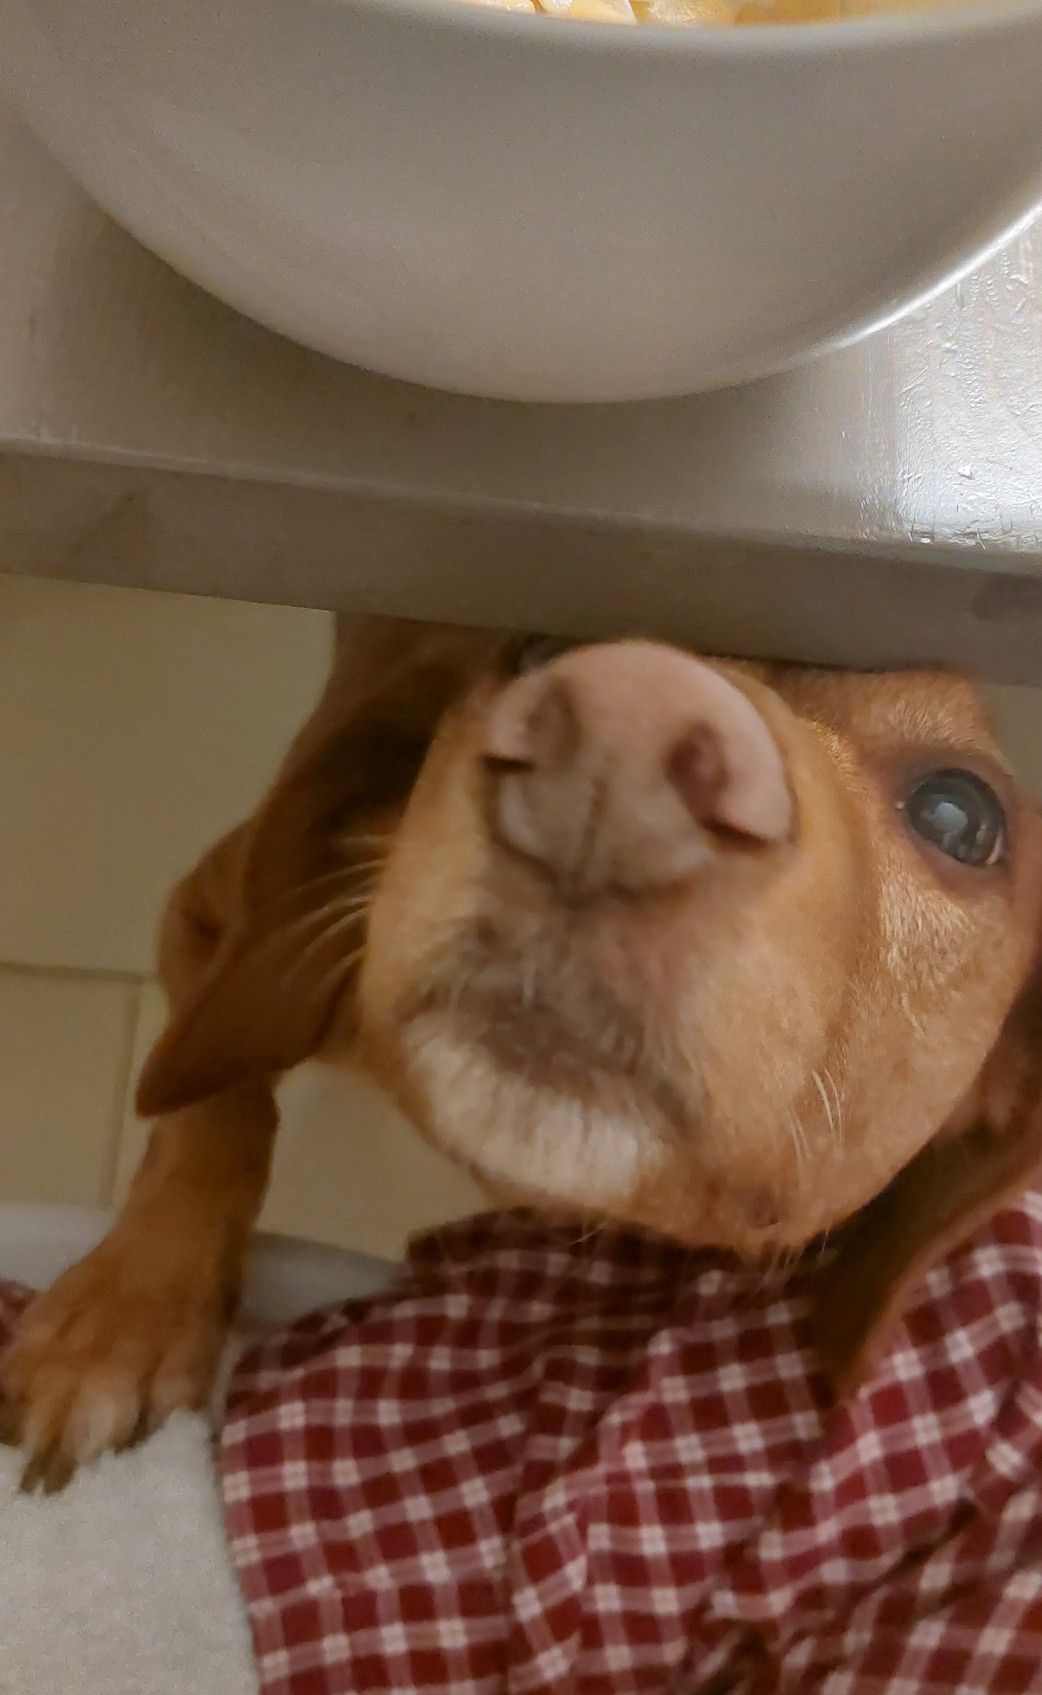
809, 954, 1042, 1394
136, 619, 500, 1117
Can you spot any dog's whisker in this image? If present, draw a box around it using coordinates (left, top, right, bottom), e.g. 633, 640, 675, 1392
257, 865, 383, 920
299, 862, 382, 883
822, 1067, 844, 1149
568, 1216, 607, 1249
254, 890, 377, 953
338, 833, 393, 850
810, 1069, 839, 1153
287, 941, 370, 1017
294, 874, 382, 905
753, 1243, 787, 1297
319, 889, 378, 915
304, 946, 368, 1008
284, 909, 371, 987
755, 1237, 801, 1298
232, 890, 377, 989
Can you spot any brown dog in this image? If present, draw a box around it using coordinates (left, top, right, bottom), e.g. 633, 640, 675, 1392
4, 617, 1042, 1491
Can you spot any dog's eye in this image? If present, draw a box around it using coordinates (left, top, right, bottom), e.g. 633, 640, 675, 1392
505, 635, 575, 677
902, 769, 1007, 867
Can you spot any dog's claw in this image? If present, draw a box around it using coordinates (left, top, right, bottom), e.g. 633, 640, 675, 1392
20, 1442, 58, 1496
18, 1442, 76, 1497
0, 1399, 20, 1449
114, 1409, 152, 1456
40, 1451, 78, 1496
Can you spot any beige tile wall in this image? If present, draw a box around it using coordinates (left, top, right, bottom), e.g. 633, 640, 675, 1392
0, 573, 480, 1260
0, 571, 1038, 1259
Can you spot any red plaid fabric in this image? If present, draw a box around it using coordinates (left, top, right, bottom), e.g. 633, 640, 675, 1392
220, 1200, 1042, 1695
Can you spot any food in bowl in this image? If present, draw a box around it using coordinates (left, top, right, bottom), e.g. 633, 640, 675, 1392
464, 0, 971, 21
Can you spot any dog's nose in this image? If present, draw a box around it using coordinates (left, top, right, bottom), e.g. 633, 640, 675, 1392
483, 642, 792, 892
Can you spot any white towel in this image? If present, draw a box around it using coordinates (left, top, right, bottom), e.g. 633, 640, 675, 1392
0, 1412, 258, 1695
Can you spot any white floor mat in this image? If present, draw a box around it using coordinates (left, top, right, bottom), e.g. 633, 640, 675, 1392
0, 1411, 258, 1695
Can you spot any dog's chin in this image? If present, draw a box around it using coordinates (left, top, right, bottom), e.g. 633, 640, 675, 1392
389, 998, 817, 1261
397, 1008, 672, 1218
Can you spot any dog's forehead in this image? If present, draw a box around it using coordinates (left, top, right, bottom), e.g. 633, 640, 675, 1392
765, 667, 995, 756
355, 630, 996, 764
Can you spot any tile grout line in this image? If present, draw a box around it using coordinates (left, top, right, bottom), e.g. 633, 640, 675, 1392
0, 957, 145, 987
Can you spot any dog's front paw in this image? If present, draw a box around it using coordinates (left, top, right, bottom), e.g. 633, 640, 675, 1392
0, 1239, 228, 1493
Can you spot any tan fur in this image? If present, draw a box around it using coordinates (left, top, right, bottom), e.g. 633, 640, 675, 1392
4, 618, 1042, 1488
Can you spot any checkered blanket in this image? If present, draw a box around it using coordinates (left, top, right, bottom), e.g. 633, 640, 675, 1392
220, 1201, 1042, 1695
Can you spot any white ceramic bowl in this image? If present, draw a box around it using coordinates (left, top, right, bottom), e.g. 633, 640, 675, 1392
3, 0, 1042, 401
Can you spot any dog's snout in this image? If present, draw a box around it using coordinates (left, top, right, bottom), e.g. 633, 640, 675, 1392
483, 642, 792, 892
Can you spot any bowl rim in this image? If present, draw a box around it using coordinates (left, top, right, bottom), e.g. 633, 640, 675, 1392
328, 0, 1042, 50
